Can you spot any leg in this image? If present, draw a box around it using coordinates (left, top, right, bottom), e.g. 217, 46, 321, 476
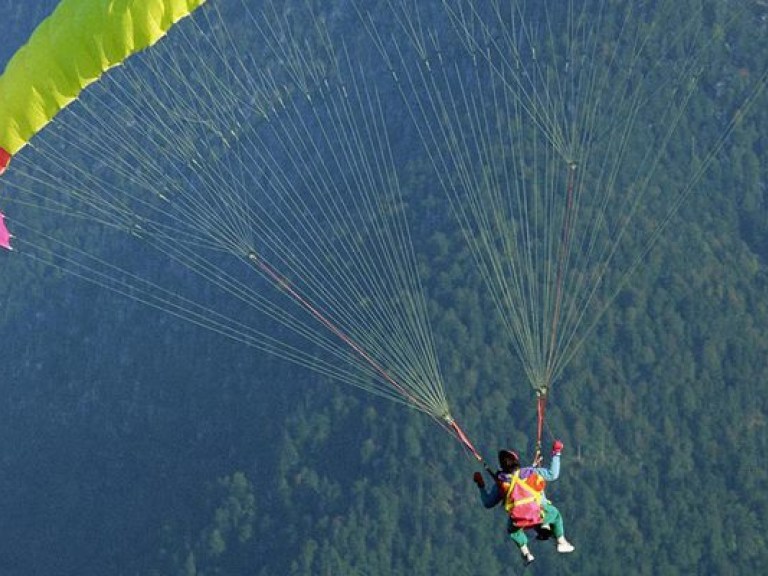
541, 503, 564, 538
508, 524, 535, 566
542, 503, 574, 553
508, 526, 529, 548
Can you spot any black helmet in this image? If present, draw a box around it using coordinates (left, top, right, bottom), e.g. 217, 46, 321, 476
498, 449, 520, 472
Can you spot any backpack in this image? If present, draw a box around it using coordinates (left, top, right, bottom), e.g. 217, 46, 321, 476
498, 470, 546, 528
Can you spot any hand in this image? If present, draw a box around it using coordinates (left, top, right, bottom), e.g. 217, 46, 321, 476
473, 471, 485, 488
552, 440, 564, 456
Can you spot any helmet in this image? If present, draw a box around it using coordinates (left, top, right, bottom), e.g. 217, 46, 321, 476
498, 449, 520, 472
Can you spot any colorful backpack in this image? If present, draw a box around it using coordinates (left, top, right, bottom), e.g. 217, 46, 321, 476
497, 470, 546, 528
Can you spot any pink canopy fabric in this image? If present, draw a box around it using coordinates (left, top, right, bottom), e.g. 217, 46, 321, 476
0, 211, 12, 250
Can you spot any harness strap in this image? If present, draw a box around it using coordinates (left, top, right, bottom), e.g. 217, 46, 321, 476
504, 473, 544, 509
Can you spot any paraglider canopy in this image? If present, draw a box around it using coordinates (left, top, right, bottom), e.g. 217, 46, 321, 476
0, 0, 207, 174
0, 0, 207, 249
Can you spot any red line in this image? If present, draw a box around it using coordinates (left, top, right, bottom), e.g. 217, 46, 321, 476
249, 253, 485, 463
536, 393, 547, 446
248, 253, 429, 412
449, 419, 484, 462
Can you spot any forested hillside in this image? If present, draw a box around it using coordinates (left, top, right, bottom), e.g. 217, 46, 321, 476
1, 1, 767, 575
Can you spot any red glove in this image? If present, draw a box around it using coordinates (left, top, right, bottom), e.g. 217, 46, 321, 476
552, 440, 564, 456
473, 471, 485, 488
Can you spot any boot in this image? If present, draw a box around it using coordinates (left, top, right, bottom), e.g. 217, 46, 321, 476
520, 545, 535, 566
556, 536, 575, 553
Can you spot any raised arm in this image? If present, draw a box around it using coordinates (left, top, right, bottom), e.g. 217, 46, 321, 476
535, 440, 564, 481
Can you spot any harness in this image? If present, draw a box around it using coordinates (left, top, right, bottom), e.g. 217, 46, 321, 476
497, 470, 547, 528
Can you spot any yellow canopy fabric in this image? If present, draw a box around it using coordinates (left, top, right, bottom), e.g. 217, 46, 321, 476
0, 0, 206, 171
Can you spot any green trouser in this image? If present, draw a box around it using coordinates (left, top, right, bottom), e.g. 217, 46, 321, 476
508, 503, 564, 548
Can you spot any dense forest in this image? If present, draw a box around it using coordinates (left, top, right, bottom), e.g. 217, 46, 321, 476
1, 1, 768, 575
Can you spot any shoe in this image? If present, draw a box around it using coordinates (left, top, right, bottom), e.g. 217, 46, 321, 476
556, 538, 575, 553
521, 551, 535, 566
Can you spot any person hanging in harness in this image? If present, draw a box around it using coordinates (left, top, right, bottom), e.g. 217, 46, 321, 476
473, 440, 575, 566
